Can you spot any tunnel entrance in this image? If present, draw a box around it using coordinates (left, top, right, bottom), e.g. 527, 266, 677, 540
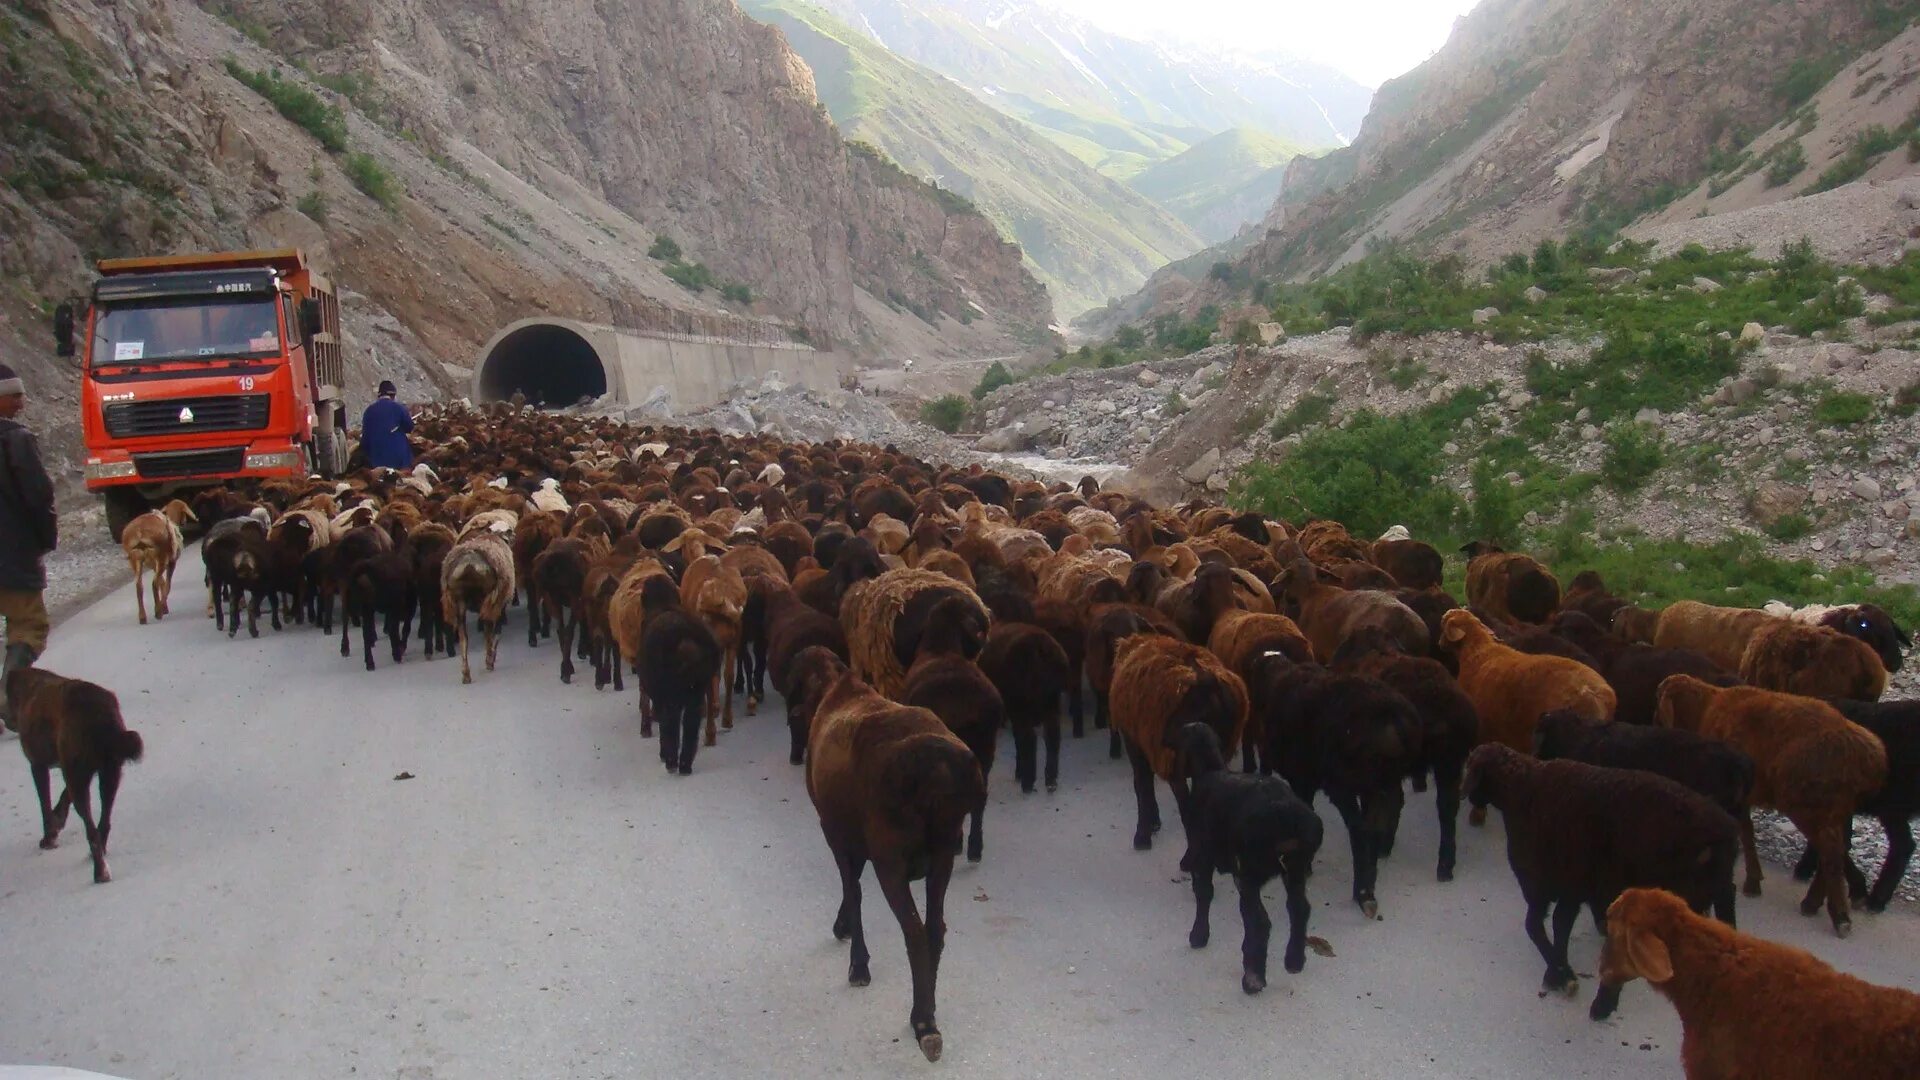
476, 322, 609, 406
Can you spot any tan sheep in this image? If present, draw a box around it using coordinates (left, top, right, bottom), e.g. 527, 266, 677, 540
120, 499, 196, 624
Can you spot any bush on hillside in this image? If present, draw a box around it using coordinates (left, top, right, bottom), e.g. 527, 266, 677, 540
920, 395, 969, 434
972, 360, 1014, 400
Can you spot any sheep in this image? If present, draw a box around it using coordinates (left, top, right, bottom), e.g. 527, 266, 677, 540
1560, 570, 1629, 627
1440, 608, 1614, 761
1109, 636, 1248, 862
683, 555, 748, 741
767, 585, 851, 763
1532, 709, 1755, 822
1207, 609, 1314, 772
1462, 745, 1739, 1021
1461, 542, 1561, 624
1763, 600, 1910, 673
1276, 558, 1427, 661
1330, 628, 1479, 882
609, 557, 677, 725
341, 548, 416, 671
1154, 560, 1243, 644
1172, 722, 1323, 995
512, 510, 563, 645
1652, 599, 1778, 673
1548, 610, 1738, 726
638, 575, 723, 775
1612, 604, 1661, 645
801, 660, 986, 1062
6, 667, 145, 884
440, 526, 517, 684
840, 568, 989, 700
204, 517, 275, 638
1788, 698, 1920, 913
121, 499, 195, 624
1597, 887, 1920, 1077
1738, 620, 1887, 702
531, 537, 594, 683
409, 523, 458, 660
1656, 675, 1888, 937
1251, 659, 1419, 917
1370, 537, 1444, 590
977, 621, 1070, 794
900, 596, 1004, 862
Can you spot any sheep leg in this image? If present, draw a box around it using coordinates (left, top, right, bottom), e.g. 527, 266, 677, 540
1328, 789, 1379, 918
1806, 819, 1855, 937
1188, 853, 1215, 949
1869, 816, 1912, 913
30, 762, 61, 849
132, 561, 148, 625
720, 643, 736, 731
639, 681, 653, 738
1240, 739, 1259, 775
874, 862, 943, 1062
1279, 855, 1312, 974
1123, 740, 1159, 850
213, 581, 227, 632
557, 610, 576, 684
1237, 872, 1273, 995
91, 764, 121, 884
246, 589, 262, 638
1066, 669, 1085, 737
526, 584, 541, 648
677, 701, 700, 775
1042, 715, 1060, 792
1011, 720, 1038, 794
704, 674, 719, 747
392, 606, 410, 665
456, 608, 473, 685
788, 702, 809, 766
832, 851, 871, 985
341, 592, 354, 657
1170, 778, 1198, 873
268, 591, 281, 632
1738, 812, 1764, 897
484, 618, 502, 672
158, 562, 173, 618
228, 586, 244, 639
1831, 818, 1868, 900
68, 770, 109, 884
1523, 897, 1567, 992
657, 697, 678, 770
1434, 759, 1464, 883
1548, 900, 1582, 995
362, 594, 380, 671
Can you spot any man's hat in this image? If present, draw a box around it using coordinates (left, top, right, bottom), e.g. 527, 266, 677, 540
0, 362, 23, 397
378, 380, 397, 398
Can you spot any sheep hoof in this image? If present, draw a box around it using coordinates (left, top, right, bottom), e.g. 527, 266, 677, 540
1132, 832, 1152, 851
678, 765, 692, 777
1742, 880, 1763, 898
1360, 899, 1380, 920
1799, 895, 1823, 917
917, 1032, 942, 1063
1437, 866, 1455, 883
1867, 898, 1890, 914
1189, 926, 1209, 948
1020, 781, 1036, 794
138, 616, 147, 626
93, 862, 112, 884
38, 836, 57, 851
1241, 971, 1266, 995
1045, 780, 1058, 793
849, 970, 870, 987
1467, 806, 1487, 827
1835, 919, 1853, 939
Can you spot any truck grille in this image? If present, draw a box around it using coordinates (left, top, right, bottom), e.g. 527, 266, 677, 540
132, 447, 247, 480
103, 394, 271, 439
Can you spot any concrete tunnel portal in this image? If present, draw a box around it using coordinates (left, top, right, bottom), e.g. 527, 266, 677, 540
475, 320, 610, 406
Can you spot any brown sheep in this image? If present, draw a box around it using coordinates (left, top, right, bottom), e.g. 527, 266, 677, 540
608, 557, 675, 734
1370, 537, 1444, 590
1110, 636, 1249, 862
1277, 558, 1428, 662
1739, 620, 1887, 702
900, 596, 1003, 862
840, 568, 990, 700
803, 661, 986, 1062
1462, 543, 1561, 624
685, 555, 750, 742
1653, 600, 1777, 673
1656, 675, 1887, 937
440, 526, 517, 685
1442, 609, 1615, 828
1599, 887, 1920, 1078
121, 499, 196, 624
1207, 609, 1314, 772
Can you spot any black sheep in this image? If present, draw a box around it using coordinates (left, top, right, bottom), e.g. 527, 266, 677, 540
341, 549, 417, 671
1173, 723, 1323, 995
1532, 709, 1754, 820
766, 585, 850, 764
1251, 656, 1418, 919
901, 596, 1005, 862
638, 575, 722, 776
978, 622, 1071, 793
1463, 744, 1740, 1020
1549, 610, 1739, 725
1791, 697, 1920, 912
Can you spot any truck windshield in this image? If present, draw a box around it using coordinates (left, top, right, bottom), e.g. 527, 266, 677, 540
91, 296, 282, 367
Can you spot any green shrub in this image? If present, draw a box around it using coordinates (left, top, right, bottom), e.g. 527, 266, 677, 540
1804, 124, 1906, 194
1232, 406, 1270, 439
296, 190, 328, 223
919, 395, 969, 434
1765, 141, 1807, 187
1269, 388, 1337, 439
1601, 422, 1665, 491
663, 260, 715, 292
1764, 513, 1814, 542
342, 152, 398, 208
224, 60, 348, 152
720, 282, 753, 306
1814, 389, 1875, 426
1113, 325, 1146, 350
972, 360, 1014, 400
1468, 458, 1524, 546
1788, 280, 1866, 335
647, 235, 682, 261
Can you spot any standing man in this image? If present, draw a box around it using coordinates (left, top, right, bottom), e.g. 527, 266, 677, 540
0, 361, 57, 724
361, 379, 414, 470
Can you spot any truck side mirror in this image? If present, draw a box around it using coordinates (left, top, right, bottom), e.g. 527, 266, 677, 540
299, 298, 323, 339
53, 302, 76, 359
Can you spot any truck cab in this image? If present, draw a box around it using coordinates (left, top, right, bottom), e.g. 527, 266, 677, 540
57, 249, 348, 540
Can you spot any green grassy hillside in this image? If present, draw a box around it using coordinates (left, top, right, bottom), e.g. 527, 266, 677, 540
747, 0, 1204, 319
1128, 128, 1315, 242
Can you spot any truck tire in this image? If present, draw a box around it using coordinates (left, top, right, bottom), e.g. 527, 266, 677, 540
103, 488, 147, 544
314, 429, 340, 479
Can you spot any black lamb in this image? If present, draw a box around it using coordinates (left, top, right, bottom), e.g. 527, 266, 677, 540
1532, 708, 1754, 819
1790, 697, 1920, 912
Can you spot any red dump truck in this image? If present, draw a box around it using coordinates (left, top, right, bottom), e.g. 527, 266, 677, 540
55, 249, 349, 540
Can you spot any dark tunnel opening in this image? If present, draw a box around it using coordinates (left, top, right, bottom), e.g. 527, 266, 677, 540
477, 323, 609, 405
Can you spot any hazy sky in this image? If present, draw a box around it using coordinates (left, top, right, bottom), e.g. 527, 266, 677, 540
1046, 0, 1480, 87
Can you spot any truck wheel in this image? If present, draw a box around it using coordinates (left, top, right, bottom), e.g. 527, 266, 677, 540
314, 429, 339, 479
103, 488, 147, 544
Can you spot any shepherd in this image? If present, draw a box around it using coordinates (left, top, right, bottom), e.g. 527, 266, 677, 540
361, 380, 415, 470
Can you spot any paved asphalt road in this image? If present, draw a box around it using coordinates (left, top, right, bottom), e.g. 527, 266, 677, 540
1, 580, 1917, 1079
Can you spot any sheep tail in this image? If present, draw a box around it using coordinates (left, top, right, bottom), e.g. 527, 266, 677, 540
116, 729, 146, 764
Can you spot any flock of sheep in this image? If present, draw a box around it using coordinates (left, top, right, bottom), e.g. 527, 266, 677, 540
27, 399, 1917, 1074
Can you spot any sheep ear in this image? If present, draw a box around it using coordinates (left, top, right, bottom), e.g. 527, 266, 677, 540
1624, 926, 1674, 984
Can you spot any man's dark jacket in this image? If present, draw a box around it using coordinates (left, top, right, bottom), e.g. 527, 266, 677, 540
0, 418, 56, 590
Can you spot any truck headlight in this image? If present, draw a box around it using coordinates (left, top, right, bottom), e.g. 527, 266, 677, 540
83, 461, 137, 481
245, 450, 305, 471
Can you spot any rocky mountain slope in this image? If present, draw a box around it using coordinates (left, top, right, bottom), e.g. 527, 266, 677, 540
745, 0, 1200, 320
1083, 0, 1920, 336
1127, 128, 1313, 244
0, 0, 1052, 490
804, 0, 1369, 176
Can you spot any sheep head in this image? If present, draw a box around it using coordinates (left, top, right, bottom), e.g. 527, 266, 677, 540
1599, 889, 1684, 987
158, 499, 198, 526
1654, 674, 1718, 731
1438, 608, 1487, 650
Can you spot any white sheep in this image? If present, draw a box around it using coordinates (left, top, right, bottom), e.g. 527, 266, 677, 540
531, 478, 570, 514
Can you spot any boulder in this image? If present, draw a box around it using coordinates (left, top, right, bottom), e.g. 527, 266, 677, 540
1136, 369, 1162, 388
1257, 322, 1286, 344
1633, 407, 1662, 424
1523, 286, 1548, 304
974, 425, 1026, 453
1183, 447, 1222, 485
1724, 378, 1759, 405
1693, 276, 1722, 293
1739, 322, 1765, 346
1094, 399, 1118, 416
1205, 471, 1230, 493
1746, 481, 1809, 527
1587, 266, 1637, 286
1472, 306, 1501, 325
1854, 477, 1884, 501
